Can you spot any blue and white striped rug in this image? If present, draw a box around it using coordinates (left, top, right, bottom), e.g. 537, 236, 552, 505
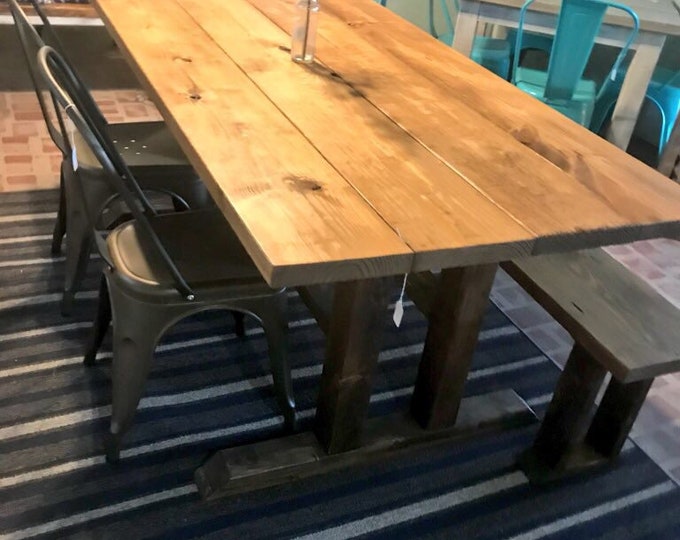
1, 189, 679, 539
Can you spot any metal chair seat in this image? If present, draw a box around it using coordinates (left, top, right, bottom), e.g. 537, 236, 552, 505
94, 209, 293, 462
109, 121, 193, 169
107, 209, 270, 295
515, 66, 598, 124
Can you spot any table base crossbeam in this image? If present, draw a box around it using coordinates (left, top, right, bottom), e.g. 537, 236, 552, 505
194, 389, 536, 501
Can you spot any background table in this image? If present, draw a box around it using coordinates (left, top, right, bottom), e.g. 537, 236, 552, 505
453, 0, 680, 150
92, 0, 680, 498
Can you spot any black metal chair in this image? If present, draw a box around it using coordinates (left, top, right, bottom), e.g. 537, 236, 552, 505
9, 0, 212, 315
38, 45, 296, 462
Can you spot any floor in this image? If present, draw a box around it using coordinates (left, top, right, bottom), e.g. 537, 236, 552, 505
2, 89, 680, 486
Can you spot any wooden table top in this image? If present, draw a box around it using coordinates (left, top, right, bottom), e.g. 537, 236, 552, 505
92, 0, 680, 288
459, 0, 680, 35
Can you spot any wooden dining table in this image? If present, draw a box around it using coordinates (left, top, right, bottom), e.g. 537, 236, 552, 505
92, 0, 680, 499
453, 0, 680, 151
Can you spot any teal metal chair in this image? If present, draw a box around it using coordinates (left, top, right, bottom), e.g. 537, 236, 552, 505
430, 0, 511, 79
377, 0, 511, 79
505, 28, 553, 64
591, 67, 680, 155
511, 0, 639, 127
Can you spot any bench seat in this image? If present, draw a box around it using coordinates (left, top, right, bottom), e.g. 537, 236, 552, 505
502, 248, 680, 482
503, 249, 680, 383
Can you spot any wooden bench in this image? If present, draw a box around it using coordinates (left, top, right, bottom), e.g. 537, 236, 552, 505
504, 118, 680, 482
503, 249, 680, 481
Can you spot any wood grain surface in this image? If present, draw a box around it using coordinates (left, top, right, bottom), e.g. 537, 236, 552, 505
91, 0, 413, 288
504, 249, 680, 383
92, 0, 680, 285
250, 0, 680, 253
175, 0, 536, 271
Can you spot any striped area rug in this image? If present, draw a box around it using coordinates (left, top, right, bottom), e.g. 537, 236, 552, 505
1, 189, 679, 539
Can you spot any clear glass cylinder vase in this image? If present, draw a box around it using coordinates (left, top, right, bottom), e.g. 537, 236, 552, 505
291, 0, 319, 63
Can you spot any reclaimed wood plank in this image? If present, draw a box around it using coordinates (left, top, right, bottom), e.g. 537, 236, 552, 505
173, 0, 536, 271
274, 0, 680, 250
91, 0, 413, 288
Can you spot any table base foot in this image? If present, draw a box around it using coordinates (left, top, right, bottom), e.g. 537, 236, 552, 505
194, 389, 536, 501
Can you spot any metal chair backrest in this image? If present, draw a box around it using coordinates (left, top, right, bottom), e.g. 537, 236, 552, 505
512, 0, 639, 101
37, 45, 196, 300
25, 0, 68, 55
26, 0, 112, 134
8, 0, 69, 156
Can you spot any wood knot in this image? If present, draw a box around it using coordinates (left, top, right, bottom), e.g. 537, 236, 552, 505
284, 175, 323, 193
174, 56, 192, 63
511, 125, 570, 171
189, 93, 202, 101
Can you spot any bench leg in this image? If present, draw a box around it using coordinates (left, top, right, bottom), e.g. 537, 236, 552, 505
529, 344, 607, 469
585, 377, 653, 458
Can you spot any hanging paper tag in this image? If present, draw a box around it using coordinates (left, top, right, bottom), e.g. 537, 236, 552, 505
392, 273, 408, 327
67, 117, 78, 171
392, 298, 404, 327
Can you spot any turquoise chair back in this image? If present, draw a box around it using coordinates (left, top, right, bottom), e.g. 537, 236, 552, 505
429, 0, 456, 45
592, 68, 680, 155
513, 0, 639, 101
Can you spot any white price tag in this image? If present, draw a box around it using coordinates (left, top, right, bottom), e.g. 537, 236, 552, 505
67, 117, 78, 171
392, 297, 404, 327
392, 273, 408, 328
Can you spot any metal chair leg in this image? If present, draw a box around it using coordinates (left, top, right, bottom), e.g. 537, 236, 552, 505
232, 311, 246, 338
248, 295, 296, 432
61, 228, 92, 317
107, 330, 156, 463
61, 168, 96, 316
106, 285, 167, 462
84, 275, 112, 366
51, 165, 67, 256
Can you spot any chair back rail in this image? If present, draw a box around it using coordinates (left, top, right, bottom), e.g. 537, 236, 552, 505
37, 45, 196, 300
513, 0, 639, 101
8, 0, 69, 155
